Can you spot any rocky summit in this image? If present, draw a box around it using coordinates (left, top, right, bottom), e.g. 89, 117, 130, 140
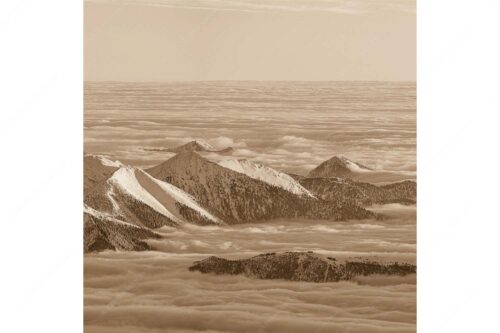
189, 252, 416, 282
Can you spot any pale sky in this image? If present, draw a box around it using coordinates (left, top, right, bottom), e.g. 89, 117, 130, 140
84, 0, 415, 81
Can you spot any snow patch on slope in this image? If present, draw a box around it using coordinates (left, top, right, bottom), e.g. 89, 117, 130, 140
340, 156, 372, 173
109, 166, 182, 223
218, 159, 316, 198
138, 169, 224, 224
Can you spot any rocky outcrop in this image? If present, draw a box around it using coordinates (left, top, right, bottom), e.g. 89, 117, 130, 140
300, 178, 416, 206
146, 152, 375, 223
189, 252, 416, 282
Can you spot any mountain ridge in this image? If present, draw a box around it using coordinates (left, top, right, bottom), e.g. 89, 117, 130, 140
84, 152, 415, 253
300, 177, 416, 206
189, 252, 416, 282
146, 152, 375, 223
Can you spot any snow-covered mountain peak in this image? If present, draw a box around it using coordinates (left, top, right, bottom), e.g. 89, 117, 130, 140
307, 155, 372, 178
218, 159, 315, 198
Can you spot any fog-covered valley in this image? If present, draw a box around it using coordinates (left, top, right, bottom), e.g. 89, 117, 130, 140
85, 205, 415, 333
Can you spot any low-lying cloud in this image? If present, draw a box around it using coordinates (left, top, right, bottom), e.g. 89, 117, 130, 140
85, 253, 416, 333
84, 82, 416, 175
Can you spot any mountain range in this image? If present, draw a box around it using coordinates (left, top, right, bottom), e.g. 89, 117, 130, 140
84, 143, 416, 253
146, 151, 373, 224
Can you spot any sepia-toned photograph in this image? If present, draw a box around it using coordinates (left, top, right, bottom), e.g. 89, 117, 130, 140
5, 1, 500, 333
84, 1, 416, 332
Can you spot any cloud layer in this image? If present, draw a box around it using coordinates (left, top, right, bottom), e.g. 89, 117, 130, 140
84, 81, 416, 176
85, 207, 416, 332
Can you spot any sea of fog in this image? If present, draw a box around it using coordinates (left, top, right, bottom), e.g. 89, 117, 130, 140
85, 205, 416, 333
84, 81, 416, 177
